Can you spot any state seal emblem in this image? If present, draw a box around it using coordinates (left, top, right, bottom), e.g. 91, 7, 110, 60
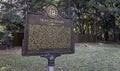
46, 5, 58, 18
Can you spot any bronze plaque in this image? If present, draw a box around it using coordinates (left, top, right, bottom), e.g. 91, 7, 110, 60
22, 5, 74, 56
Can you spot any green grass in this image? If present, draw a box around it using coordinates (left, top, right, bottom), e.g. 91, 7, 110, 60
0, 43, 120, 71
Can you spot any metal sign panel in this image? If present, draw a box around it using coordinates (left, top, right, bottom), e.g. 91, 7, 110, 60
22, 5, 74, 56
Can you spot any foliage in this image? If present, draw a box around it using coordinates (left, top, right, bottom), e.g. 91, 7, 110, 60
71, 0, 120, 42
0, 0, 24, 31
0, 0, 24, 46
0, 0, 120, 43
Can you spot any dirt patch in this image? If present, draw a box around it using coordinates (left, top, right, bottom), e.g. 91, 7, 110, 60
0, 47, 21, 55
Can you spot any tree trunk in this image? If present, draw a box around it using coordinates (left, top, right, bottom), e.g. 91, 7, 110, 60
111, 15, 116, 42
119, 32, 120, 41
104, 30, 109, 41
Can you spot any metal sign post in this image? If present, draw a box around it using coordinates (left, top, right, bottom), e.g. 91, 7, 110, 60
48, 56, 55, 71
41, 54, 60, 71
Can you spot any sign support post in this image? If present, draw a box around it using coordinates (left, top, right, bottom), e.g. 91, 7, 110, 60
48, 55, 55, 71
41, 54, 60, 71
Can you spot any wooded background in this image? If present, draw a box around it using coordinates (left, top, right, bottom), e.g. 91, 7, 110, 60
0, 0, 120, 46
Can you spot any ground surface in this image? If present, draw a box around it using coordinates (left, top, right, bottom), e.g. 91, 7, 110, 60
0, 43, 120, 71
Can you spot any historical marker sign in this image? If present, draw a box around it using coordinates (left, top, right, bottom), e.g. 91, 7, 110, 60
22, 5, 74, 56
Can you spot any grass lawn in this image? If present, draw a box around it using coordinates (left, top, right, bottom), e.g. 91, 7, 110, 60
0, 43, 120, 71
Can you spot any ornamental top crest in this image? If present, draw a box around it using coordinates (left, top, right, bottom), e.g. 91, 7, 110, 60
46, 5, 58, 18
